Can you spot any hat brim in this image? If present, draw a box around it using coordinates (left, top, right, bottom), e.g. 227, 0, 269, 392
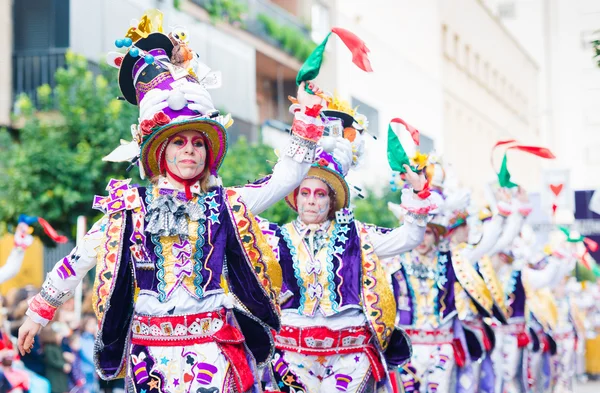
427, 223, 448, 237
118, 33, 174, 105
322, 110, 363, 132
140, 117, 227, 179
285, 166, 349, 213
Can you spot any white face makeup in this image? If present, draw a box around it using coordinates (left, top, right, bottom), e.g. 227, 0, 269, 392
164, 130, 207, 180
297, 178, 332, 225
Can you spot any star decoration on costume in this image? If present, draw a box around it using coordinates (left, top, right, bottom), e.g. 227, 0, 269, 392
173, 378, 180, 386
160, 356, 169, 365
354, 355, 360, 363
141, 390, 147, 393
208, 212, 220, 224
148, 378, 160, 391
298, 364, 305, 368
205, 191, 218, 199
337, 233, 348, 243
284, 375, 295, 384
438, 276, 448, 287
316, 355, 327, 365
439, 255, 448, 263
278, 381, 285, 388
338, 225, 350, 234
334, 246, 344, 255
207, 199, 219, 210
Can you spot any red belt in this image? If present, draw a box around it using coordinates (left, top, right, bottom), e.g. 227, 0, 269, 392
131, 310, 253, 393
275, 324, 386, 382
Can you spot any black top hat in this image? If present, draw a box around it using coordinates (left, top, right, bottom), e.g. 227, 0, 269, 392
118, 32, 174, 105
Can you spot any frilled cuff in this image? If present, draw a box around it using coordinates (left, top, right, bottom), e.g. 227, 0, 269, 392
497, 201, 512, 217
400, 189, 434, 227
286, 105, 324, 163
514, 200, 533, 217
26, 294, 57, 326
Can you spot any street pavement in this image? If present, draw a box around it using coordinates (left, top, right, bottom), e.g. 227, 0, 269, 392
575, 380, 600, 392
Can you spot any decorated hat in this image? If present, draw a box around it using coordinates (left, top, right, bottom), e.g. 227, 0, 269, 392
285, 148, 350, 213
103, 9, 232, 180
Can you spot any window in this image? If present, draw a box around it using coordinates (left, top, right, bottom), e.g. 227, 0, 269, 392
441, 24, 448, 55
14, 0, 70, 50
484, 62, 490, 85
498, 2, 517, 19
311, 2, 330, 43
454, 34, 460, 64
419, 134, 434, 154
352, 97, 379, 138
474, 53, 480, 79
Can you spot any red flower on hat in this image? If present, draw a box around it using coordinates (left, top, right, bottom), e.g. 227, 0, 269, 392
153, 111, 170, 126
318, 158, 329, 167
140, 119, 156, 135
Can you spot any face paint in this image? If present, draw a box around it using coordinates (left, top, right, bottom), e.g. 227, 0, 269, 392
297, 178, 332, 225
164, 130, 207, 181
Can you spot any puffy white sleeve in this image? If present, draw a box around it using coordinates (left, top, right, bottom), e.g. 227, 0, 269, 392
235, 153, 312, 216
523, 257, 563, 291
0, 248, 26, 284
26, 216, 108, 326
369, 189, 431, 260
462, 215, 505, 263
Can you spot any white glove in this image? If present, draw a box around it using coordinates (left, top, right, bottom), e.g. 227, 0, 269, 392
443, 188, 471, 213
139, 89, 170, 121
138, 82, 216, 121
14, 223, 33, 249
179, 82, 215, 114
332, 137, 353, 175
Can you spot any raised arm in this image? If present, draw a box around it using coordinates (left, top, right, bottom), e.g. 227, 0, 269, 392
463, 214, 506, 263
236, 82, 326, 215
18, 216, 108, 355
0, 223, 34, 283
370, 167, 431, 259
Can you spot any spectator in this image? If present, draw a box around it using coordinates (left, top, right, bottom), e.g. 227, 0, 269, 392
66, 333, 85, 393
0, 331, 29, 392
40, 325, 69, 393
79, 315, 97, 393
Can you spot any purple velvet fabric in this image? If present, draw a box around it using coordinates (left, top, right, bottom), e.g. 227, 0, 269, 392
95, 186, 280, 376
277, 221, 362, 313
508, 271, 526, 320
391, 250, 457, 327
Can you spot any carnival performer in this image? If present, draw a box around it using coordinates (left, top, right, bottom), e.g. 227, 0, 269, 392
386, 155, 502, 393
258, 108, 431, 393
17, 9, 334, 393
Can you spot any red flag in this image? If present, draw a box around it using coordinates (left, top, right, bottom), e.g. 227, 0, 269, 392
508, 145, 556, 159
584, 237, 599, 252
37, 217, 68, 243
390, 117, 419, 145
493, 140, 517, 150
331, 27, 373, 73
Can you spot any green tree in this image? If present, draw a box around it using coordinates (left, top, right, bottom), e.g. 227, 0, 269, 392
0, 52, 139, 238
219, 136, 296, 225
352, 187, 403, 229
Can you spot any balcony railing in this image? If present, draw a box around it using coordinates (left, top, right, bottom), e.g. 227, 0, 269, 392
12, 48, 101, 108
13, 48, 68, 107
190, 0, 312, 59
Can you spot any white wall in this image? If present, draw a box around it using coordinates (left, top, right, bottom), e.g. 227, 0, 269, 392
498, 0, 600, 191
0, 0, 12, 126
321, 0, 445, 194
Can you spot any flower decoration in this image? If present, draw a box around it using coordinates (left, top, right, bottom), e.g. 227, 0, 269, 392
138, 112, 172, 137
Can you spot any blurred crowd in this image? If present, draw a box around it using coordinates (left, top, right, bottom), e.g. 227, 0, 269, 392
0, 283, 123, 393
